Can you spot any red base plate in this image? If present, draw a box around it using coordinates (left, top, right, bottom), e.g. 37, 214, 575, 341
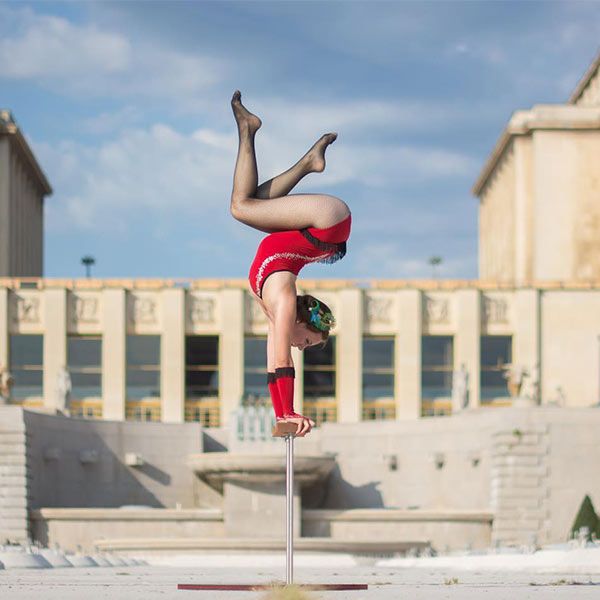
178, 583, 368, 591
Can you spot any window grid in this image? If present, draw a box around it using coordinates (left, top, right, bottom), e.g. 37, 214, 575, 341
480, 335, 513, 403
421, 335, 454, 417
304, 337, 336, 426
70, 400, 103, 419
243, 336, 269, 403
9, 334, 44, 402
185, 336, 219, 398
184, 399, 220, 427
68, 335, 102, 404
362, 336, 395, 421
126, 335, 161, 402
125, 400, 161, 422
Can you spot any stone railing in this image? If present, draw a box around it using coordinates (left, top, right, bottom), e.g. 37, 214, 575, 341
0, 407, 29, 543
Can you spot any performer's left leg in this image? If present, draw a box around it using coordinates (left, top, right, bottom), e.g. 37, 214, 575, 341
255, 133, 337, 200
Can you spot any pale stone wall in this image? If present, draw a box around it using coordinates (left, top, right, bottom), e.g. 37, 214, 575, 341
22, 409, 203, 509
30, 508, 224, 552
541, 290, 600, 407
1, 280, 600, 420
316, 408, 600, 547
478, 145, 516, 282
475, 102, 600, 284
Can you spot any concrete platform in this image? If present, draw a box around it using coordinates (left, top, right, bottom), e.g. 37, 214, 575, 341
1, 565, 600, 599
94, 537, 429, 554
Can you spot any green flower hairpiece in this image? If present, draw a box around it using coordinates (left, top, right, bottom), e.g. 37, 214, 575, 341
309, 300, 335, 332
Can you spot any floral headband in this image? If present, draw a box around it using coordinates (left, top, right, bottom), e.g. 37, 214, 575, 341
309, 300, 335, 332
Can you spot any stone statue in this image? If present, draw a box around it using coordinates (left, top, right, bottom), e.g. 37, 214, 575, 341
502, 364, 528, 398
451, 363, 469, 412
56, 366, 72, 415
521, 361, 540, 404
0, 366, 14, 405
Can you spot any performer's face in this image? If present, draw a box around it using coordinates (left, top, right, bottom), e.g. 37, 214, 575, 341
291, 322, 324, 351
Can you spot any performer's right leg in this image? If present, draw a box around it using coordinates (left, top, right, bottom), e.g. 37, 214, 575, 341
230, 91, 349, 233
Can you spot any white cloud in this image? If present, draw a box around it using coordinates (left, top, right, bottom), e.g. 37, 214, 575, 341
36, 124, 236, 234
0, 5, 227, 100
353, 241, 476, 280
81, 106, 143, 135
35, 96, 475, 239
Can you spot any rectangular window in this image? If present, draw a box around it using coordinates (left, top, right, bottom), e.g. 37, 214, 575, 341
421, 335, 454, 417
185, 336, 220, 427
9, 334, 43, 402
243, 336, 268, 402
362, 336, 395, 420
481, 335, 512, 402
126, 335, 161, 421
304, 337, 336, 425
68, 335, 102, 419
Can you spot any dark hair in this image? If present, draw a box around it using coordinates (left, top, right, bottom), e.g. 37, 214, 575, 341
296, 294, 335, 343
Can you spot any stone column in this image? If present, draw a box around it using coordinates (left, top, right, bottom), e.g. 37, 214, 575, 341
102, 289, 126, 421
455, 289, 481, 409
337, 288, 362, 423
0, 140, 9, 276
396, 289, 422, 420
0, 288, 8, 373
43, 288, 67, 413
514, 289, 541, 402
220, 288, 244, 426
161, 288, 185, 423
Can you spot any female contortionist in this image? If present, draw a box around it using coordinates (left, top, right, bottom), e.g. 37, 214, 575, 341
230, 91, 351, 437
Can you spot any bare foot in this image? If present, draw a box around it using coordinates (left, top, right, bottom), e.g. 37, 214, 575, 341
306, 132, 338, 173
231, 90, 262, 135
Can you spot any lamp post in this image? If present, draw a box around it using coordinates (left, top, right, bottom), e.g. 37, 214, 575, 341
81, 255, 96, 278
428, 255, 442, 278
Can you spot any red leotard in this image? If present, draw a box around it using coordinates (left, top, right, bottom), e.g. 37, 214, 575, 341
248, 214, 351, 297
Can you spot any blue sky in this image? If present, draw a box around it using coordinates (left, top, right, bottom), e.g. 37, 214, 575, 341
1, 1, 599, 280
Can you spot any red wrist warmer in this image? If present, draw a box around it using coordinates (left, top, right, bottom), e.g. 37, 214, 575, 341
275, 367, 295, 416
267, 372, 283, 418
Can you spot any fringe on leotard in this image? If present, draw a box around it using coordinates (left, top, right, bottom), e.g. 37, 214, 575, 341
299, 229, 347, 264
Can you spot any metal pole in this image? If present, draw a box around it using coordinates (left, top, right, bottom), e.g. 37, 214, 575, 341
285, 433, 294, 585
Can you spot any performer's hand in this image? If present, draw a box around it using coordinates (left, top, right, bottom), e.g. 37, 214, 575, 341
282, 413, 315, 437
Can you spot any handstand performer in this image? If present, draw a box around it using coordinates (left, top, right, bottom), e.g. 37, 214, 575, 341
230, 91, 351, 437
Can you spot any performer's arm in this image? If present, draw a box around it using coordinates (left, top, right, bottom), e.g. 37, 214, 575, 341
266, 322, 283, 418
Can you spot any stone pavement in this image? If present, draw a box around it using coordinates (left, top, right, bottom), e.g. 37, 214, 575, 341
2, 566, 600, 599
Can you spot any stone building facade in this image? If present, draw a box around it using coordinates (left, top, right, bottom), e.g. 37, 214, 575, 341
1, 278, 599, 428
474, 53, 600, 284
0, 111, 52, 277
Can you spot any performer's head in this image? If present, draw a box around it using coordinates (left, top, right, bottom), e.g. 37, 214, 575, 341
292, 294, 335, 350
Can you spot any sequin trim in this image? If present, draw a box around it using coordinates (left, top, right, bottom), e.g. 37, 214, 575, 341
255, 251, 330, 295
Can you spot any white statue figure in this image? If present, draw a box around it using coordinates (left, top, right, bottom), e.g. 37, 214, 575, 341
502, 364, 528, 398
521, 361, 540, 404
452, 363, 469, 412
56, 366, 72, 415
0, 366, 14, 404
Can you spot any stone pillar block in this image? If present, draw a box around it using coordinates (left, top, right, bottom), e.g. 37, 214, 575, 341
220, 289, 245, 426
337, 289, 362, 423
455, 289, 481, 408
396, 290, 422, 419
161, 289, 185, 423
102, 289, 126, 420
43, 288, 67, 413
